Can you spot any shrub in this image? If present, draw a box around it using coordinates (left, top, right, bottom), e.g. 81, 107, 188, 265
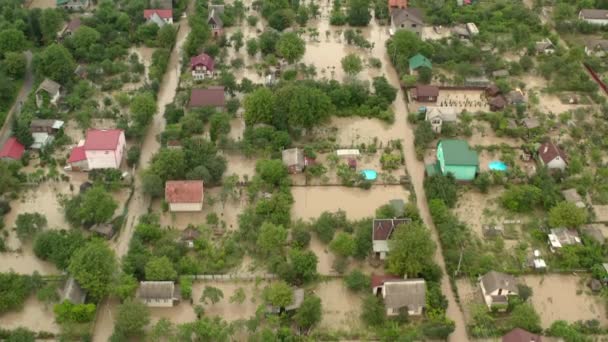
344, 270, 370, 292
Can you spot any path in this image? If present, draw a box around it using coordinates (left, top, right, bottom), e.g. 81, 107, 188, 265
93, 9, 192, 342
0, 51, 33, 145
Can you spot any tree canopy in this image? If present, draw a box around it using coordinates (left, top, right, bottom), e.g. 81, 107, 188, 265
68, 240, 117, 302
387, 222, 436, 277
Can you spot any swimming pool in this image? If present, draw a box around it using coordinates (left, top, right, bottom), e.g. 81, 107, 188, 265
488, 160, 508, 171
360, 169, 378, 180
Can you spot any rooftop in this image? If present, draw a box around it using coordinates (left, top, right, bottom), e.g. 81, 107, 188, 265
438, 139, 479, 166
384, 279, 426, 311
190, 53, 214, 71
538, 141, 567, 165
144, 9, 173, 19
165, 180, 204, 203
189, 87, 226, 108
580, 9, 608, 20
137, 281, 177, 300
83, 129, 123, 151
373, 218, 410, 241
0, 137, 25, 160
409, 53, 432, 70
480, 271, 519, 294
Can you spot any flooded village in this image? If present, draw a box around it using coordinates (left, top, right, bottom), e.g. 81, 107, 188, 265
3, 0, 608, 341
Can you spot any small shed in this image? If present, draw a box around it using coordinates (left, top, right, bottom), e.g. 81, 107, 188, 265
409, 53, 432, 73
36, 79, 61, 108
137, 281, 180, 307
561, 189, 585, 208
583, 224, 605, 245
492, 69, 510, 78
60, 276, 86, 304
411, 85, 439, 102
336, 149, 360, 158
181, 226, 201, 248
489, 96, 507, 112
90, 223, 114, 239
282, 148, 305, 174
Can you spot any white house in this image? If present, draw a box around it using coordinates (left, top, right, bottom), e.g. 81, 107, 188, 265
165, 180, 204, 212
372, 218, 410, 260
425, 107, 460, 133
137, 281, 180, 307
579, 9, 608, 25
36, 79, 61, 108
67, 129, 126, 171
372, 275, 426, 316
479, 271, 519, 311
538, 141, 567, 171
190, 53, 215, 80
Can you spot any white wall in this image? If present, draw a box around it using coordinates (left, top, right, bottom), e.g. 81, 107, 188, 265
141, 298, 174, 308
170, 202, 203, 212
86, 150, 117, 169
372, 240, 389, 260
546, 157, 566, 171
583, 18, 608, 25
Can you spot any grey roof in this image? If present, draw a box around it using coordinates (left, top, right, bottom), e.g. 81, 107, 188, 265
30, 119, 64, 130
586, 39, 608, 51
425, 107, 460, 122
208, 5, 224, 28
480, 271, 519, 294
522, 117, 540, 129
282, 148, 304, 168
383, 279, 426, 311
536, 38, 554, 52
285, 288, 304, 311
91, 223, 114, 238
550, 228, 581, 246
507, 90, 525, 104
137, 281, 176, 300
583, 224, 605, 244
148, 12, 167, 27
580, 9, 608, 20
37, 79, 61, 95
391, 7, 424, 27
561, 189, 584, 207
452, 25, 470, 37
61, 277, 86, 304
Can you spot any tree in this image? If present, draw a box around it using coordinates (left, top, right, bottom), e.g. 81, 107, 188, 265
329, 232, 355, 258
501, 185, 542, 212
424, 173, 458, 208
40, 8, 63, 44
548, 201, 588, 228
209, 113, 231, 142
256, 222, 288, 257
112, 273, 138, 301
244, 87, 275, 126
294, 295, 322, 331
142, 170, 164, 197
115, 299, 151, 337
508, 304, 542, 333
4, 52, 26, 78
0, 29, 26, 55
361, 295, 385, 326
145, 256, 178, 281
268, 9, 295, 31
255, 159, 288, 186
33, 230, 85, 270
200, 286, 224, 305
71, 26, 100, 59
130, 92, 157, 127
68, 240, 117, 302
176, 317, 232, 341
276, 32, 306, 64
418, 66, 432, 84
149, 149, 187, 182
263, 281, 293, 307
276, 84, 332, 129
157, 24, 177, 48
347, 0, 371, 26
246, 38, 259, 56
387, 222, 436, 277
150, 318, 175, 341
79, 186, 118, 225
231, 30, 244, 52
14, 213, 47, 242
344, 270, 370, 292
259, 30, 280, 55
229, 288, 246, 304
372, 76, 397, 103
287, 248, 318, 284
37, 44, 76, 84
341, 53, 363, 77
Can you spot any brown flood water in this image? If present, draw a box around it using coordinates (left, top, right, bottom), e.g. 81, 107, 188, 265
314, 279, 363, 331
0, 296, 60, 333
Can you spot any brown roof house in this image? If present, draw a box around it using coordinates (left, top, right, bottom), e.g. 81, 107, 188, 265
372, 218, 410, 260
372, 275, 426, 316
538, 141, 567, 171
181, 226, 201, 248
548, 228, 581, 252
137, 281, 180, 307
390, 8, 424, 37
59, 17, 82, 40
479, 271, 519, 311
208, 5, 225, 37
579, 9, 608, 25
410, 85, 439, 103
189, 86, 226, 111
165, 181, 204, 212
502, 328, 542, 342
36, 79, 62, 108
282, 148, 305, 174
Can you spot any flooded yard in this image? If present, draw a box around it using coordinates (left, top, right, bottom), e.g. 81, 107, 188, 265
291, 185, 409, 221
0, 296, 60, 334
314, 279, 363, 331
223, 153, 257, 182
523, 274, 608, 328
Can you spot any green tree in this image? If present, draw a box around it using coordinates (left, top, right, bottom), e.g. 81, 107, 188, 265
200, 286, 224, 305
294, 295, 322, 330
259, 30, 280, 55
130, 92, 157, 127
209, 113, 231, 142
287, 248, 318, 284
157, 24, 177, 48
14, 213, 47, 242
347, 0, 371, 26
4, 52, 26, 78
424, 173, 458, 208
244, 87, 275, 126
276, 32, 306, 64
344, 269, 370, 292
276, 84, 332, 129
145, 256, 178, 281
372, 76, 397, 103
501, 185, 542, 212
6, 327, 36, 342
548, 201, 588, 228
149, 149, 187, 182
507, 304, 542, 333
229, 288, 246, 304
341, 53, 363, 77
418, 66, 432, 84
361, 295, 385, 326
37, 44, 76, 84
387, 222, 436, 277
256, 222, 288, 257
329, 232, 355, 257
141, 171, 164, 198
71, 26, 100, 59
40, 8, 63, 44
33, 230, 85, 270
176, 317, 232, 341
268, 9, 295, 31
112, 273, 138, 301
246, 38, 259, 57
79, 186, 118, 225
255, 159, 288, 186
231, 30, 244, 52
0, 28, 26, 55
263, 281, 293, 307
68, 240, 117, 302
115, 298, 151, 337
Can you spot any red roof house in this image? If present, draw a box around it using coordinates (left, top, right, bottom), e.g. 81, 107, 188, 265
0, 137, 25, 161
190, 53, 215, 80
144, 9, 173, 26
371, 274, 402, 289
165, 180, 204, 212
372, 218, 410, 260
538, 141, 567, 171
502, 328, 542, 342
68, 129, 126, 171
189, 87, 226, 109
411, 85, 439, 102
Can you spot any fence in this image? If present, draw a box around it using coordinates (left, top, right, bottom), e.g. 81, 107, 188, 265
185, 273, 278, 281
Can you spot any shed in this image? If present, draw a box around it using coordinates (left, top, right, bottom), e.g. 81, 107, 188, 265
489, 96, 507, 112
548, 228, 581, 251
521, 118, 540, 130
561, 188, 585, 208
181, 226, 201, 248
0, 137, 25, 161
137, 281, 180, 307
583, 224, 605, 245
411, 85, 439, 102
502, 328, 542, 342
90, 223, 114, 239
409, 53, 432, 72
60, 276, 86, 304
36, 79, 61, 108
189, 87, 226, 110
282, 148, 305, 174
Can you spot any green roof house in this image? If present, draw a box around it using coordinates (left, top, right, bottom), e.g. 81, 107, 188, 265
435, 139, 479, 181
409, 53, 432, 73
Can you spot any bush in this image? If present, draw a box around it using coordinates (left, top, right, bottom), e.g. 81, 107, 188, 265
54, 301, 96, 323
126, 147, 141, 167
14, 213, 47, 242
361, 295, 385, 326
344, 270, 370, 292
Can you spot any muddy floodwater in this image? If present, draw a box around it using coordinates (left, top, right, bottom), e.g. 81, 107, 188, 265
315, 279, 363, 331
291, 186, 409, 221
0, 296, 59, 333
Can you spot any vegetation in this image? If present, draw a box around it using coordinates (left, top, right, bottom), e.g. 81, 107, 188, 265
68, 240, 117, 302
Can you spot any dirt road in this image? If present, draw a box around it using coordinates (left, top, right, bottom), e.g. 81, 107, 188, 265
0, 51, 33, 146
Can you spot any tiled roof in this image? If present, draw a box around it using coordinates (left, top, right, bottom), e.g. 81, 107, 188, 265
144, 9, 173, 19
190, 53, 214, 71
165, 180, 204, 203
68, 146, 86, 163
189, 87, 226, 108
83, 129, 123, 151
0, 137, 24, 160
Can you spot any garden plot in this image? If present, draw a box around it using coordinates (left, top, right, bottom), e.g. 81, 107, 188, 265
522, 274, 607, 329
536, 93, 591, 115
435, 89, 490, 113
326, 116, 401, 146
455, 278, 485, 325
0, 296, 59, 334
291, 186, 409, 221
314, 279, 363, 331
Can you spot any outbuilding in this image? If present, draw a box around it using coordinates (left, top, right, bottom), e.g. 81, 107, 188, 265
165, 180, 204, 212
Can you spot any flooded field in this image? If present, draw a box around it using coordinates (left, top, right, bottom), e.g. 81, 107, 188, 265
223, 153, 257, 182
523, 274, 608, 328
0, 250, 59, 274
315, 279, 363, 331
0, 296, 60, 334
291, 186, 409, 221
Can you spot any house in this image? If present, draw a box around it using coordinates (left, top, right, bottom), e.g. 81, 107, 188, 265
479, 271, 519, 310
91, 223, 114, 239
165, 180, 204, 212
408, 53, 432, 73
190, 53, 215, 80
0, 138, 25, 161
266, 288, 304, 314
583, 224, 605, 245
390, 8, 423, 36
579, 9, 608, 25
30, 119, 65, 149
492, 69, 509, 78
488, 96, 506, 111
502, 328, 542, 342
410, 85, 439, 102
434, 139, 479, 181
465, 76, 490, 87
67, 129, 126, 171
388, 0, 407, 10
548, 228, 581, 252
372, 218, 410, 260
585, 39, 608, 57
59, 18, 82, 39
181, 226, 201, 248
507, 90, 526, 105
56, 0, 89, 10
189, 87, 226, 110
74, 64, 88, 79
372, 275, 426, 316
36, 79, 62, 108
144, 9, 173, 26
60, 277, 86, 304
535, 38, 555, 54
282, 148, 305, 174
208, 5, 225, 37
561, 188, 585, 209
538, 141, 567, 171
486, 84, 501, 97
137, 281, 180, 307
425, 107, 460, 133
